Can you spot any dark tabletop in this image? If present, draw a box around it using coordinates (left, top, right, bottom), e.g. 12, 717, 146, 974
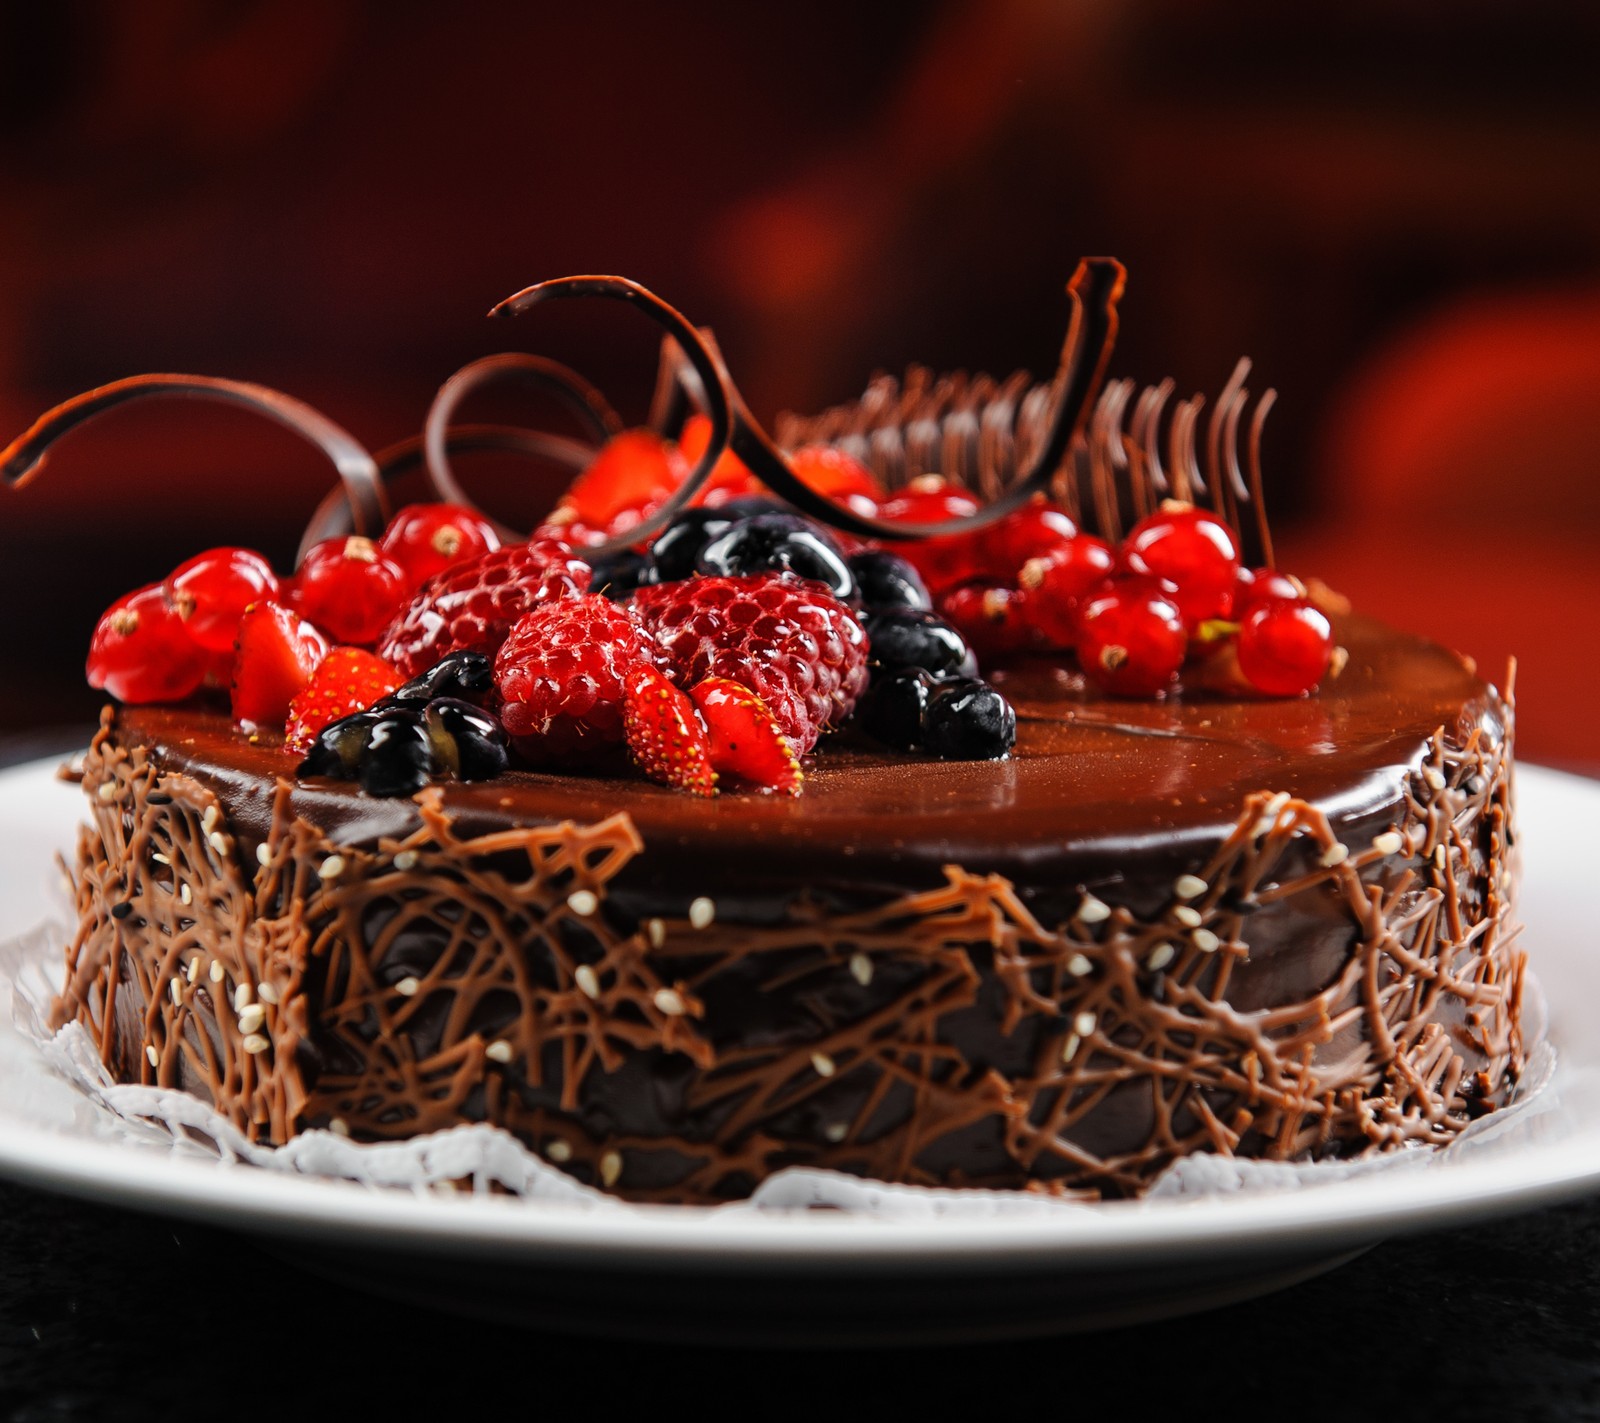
3, 731, 1597, 1423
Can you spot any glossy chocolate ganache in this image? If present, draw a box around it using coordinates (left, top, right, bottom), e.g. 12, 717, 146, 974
56, 612, 1523, 1201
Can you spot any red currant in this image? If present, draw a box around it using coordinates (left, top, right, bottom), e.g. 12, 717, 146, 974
164, 547, 279, 654
878, 478, 982, 594
86, 584, 208, 704
380, 502, 500, 586
1234, 565, 1306, 616
1075, 577, 1187, 697
939, 582, 1036, 666
294, 536, 409, 646
976, 498, 1076, 579
1121, 504, 1240, 629
1018, 535, 1116, 646
562, 429, 687, 527
1237, 597, 1333, 696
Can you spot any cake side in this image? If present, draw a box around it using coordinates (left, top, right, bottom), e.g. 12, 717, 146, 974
54, 638, 1524, 1202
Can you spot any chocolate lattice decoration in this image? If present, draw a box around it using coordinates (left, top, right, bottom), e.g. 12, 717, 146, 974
56, 707, 1522, 1203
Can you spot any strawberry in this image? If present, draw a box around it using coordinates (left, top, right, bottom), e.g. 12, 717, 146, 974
677, 412, 762, 504
689, 678, 802, 795
231, 600, 330, 728
284, 647, 402, 755
558, 429, 687, 528
622, 666, 717, 796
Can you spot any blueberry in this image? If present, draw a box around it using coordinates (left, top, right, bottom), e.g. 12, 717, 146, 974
857, 668, 935, 751
847, 551, 932, 613
862, 609, 970, 678
424, 698, 510, 781
358, 711, 434, 797
646, 508, 734, 584
716, 495, 791, 521
297, 709, 385, 779
922, 679, 1016, 760
587, 548, 652, 600
696, 514, 854, 599
384, 652, 495, 707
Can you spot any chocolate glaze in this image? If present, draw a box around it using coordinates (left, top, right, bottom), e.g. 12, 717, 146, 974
54, 613, 1525, 1202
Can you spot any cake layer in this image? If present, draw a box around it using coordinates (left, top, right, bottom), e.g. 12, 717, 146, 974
54, 613, 1525, 1201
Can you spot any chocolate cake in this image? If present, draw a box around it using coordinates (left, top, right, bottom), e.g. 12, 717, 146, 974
23, 261, 1525, 1202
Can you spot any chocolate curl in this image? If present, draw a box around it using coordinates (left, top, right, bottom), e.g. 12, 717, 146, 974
298, 424, 594, 558
0, 373, 387, 537
421, 353, 624, 540
488, 276, 735, 557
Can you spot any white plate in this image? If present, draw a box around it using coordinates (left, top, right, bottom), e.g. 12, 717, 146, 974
0, 756, 1596, 1344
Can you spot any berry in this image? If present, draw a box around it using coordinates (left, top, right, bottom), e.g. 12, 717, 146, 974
165, 547, 279, 654
493, 595, 656, 761
295, 536, 410, 646
422, 698, 511, 780
788, 445, 885, 513
923, 679, 1017, 760
646, 508, 735, 584
631, 574, 868, 754
938, 582, 1036, 666
383, 650, 496, 707
861, 608, 970, 679
86, 584, 208, 704
560, 429, 687, 528
1075, 578, 1187, 697
380, 502, 501, 585
298, 708, 384, 780
1237, 597, 1334, 697
586, 548, 653, 601
975, 500, 1076, 579
695, 514, 854, 600
1019, 536, 1117, 646
847, 550, 931, 613
378, 538, 591, 679
1234, 566, 1306, 616
877, 478, 982, 593
856, 667, 936, 751
689, 677, 803, 795
284, 647, 402, 755
358, 710, 435, 797
678, 412, 762, 503
622, 665, 717, 797
1121, 504, 1240, 629
231, 600, 330, 728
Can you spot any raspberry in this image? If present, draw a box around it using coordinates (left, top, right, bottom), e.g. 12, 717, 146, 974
631, 574, 868, 754
493, 595, 656, 762
377, 538, 590, 679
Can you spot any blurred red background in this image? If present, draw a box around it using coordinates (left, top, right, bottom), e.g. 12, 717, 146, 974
1, 0, 1596, 768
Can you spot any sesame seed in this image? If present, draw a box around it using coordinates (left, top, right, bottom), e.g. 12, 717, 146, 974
1060, 1033, 1081, 1062
567, 889, 598, 917
600, 1151, 623, 1186
256, 843, 271, 867
1434, 844, 1448, 868
185, 957, 200, 983
151, 851, 170, 866
329, 1117, 351, 1138
241, 1034, 269, 1055
317, 855, 345, 880
653, 988, 686, 1016
1192, 928, 1221, 953
1319, 843, 1350, 868
96, 782, 117, 803
202, 805, 219, 832
256, 982, 279, 1005
1074, 1011, 1096, 1037
688, 897, 716, 929
485, 1040, 513, 1064
849, 953, 873, 986
393, 850, 419, 871
145, 1045, 159, 1067
1174, 874, 1208, 900
575, 965, 601, 999
1067, 953, 1093, 977
179, 883, 192, 905
233, 982, 252, 1012
1077, 894, 1110, 924
545, 1139, 572, 1163
169, 979, 183, 1006
1146, 942, 1176, 971
209, 959, 225, 984
208, 832, 227, 855
1372, 831, 1404, 856
237, 1004, 265, 1034
395, 976, 420, 998
646, 918, 666, 948
1172, 905, 1202, 928
824, 1123, 848, 1143
811, 1051, 837, 1078
1423, 767, 1447, 792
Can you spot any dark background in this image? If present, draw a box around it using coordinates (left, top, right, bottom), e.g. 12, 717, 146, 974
0, 4, 1598, 1414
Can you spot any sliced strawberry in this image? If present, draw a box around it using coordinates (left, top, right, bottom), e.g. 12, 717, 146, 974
688, 677, 803, 796
560, 429, 687, 528
622, 665, 717, 797
284, 647, 402, 755
232, 600, 330, 729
